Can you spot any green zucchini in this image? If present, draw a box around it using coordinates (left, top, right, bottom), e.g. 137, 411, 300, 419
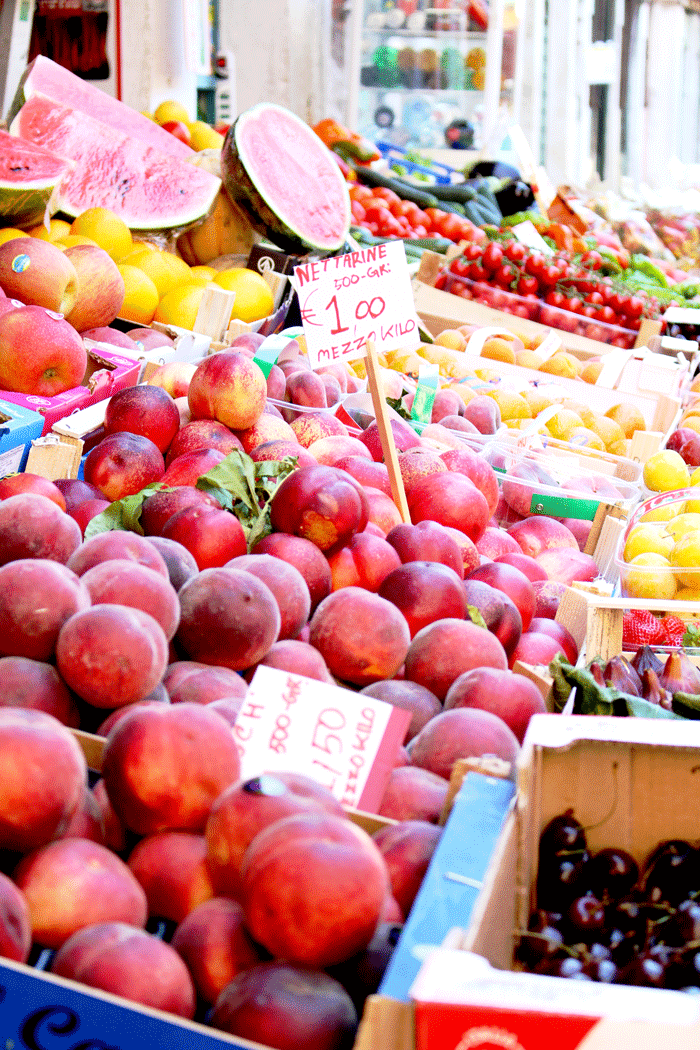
406, 236, 454, 253
391, 176, 478, 204
350, 165, 440, 209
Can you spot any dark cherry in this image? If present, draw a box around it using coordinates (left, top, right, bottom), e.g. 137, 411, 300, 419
586, 848, 639, 904
581, 957, 617, 983
664, 899, 700, 947
536, 851, 591, 912
517, 910, 565, 967
535, 955, 588, 979
642, 840, 700, 906
618, 951, 668, 988
566, 894, 606, 941
538, 809, 587, 858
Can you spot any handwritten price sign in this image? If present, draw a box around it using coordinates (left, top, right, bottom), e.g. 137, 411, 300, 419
232, 665, 411, 812
290, 239, 422, 368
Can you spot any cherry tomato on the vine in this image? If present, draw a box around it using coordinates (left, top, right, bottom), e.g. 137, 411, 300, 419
481, 241, 504, 273
449, 256, 471, 278
517, 274, 539, 296
581, 250, 603, 270
495, 263, 518, 287
505, 240, 528, 264
524, 252, 547, 279
463, 243, 483, 262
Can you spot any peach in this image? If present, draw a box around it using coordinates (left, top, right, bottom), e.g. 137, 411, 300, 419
51, 922, 196, 1018
265, 361, 286, 400
407, 472, 490, 544
308, 587, 410, 686
225, 552, 311, 640
53, 477, 103, 512
444, 666, 546, 743
403, 618, 508, 701
171, 897, 265, 1004
247, 639, 335, 684
307, 434, 373, 467
509, 631, 567, 668
373, 820, 441, 918
80, 558, 180, 640
496, 551, 549, 583
378, 766, 448, 824
163, 661, 248, 703
139, 485, 221, 536
535, 547, 599, 585
532, 579, 568, 619
14, 838, 148, 948
70, 498, 111, 534
92, 779, 127, 853
285, 370, 328, 409
560, 517, 593, 551
240, 811, 389, 968
252, 532, 332, 611
430, 388, 465, 422
502, 461, 557, 517
442, 526, 480, 576
145, 359, 196, 398
359, 417, 421, 461
270, 464, 369, 552
63, 243, 125, 332
84, 325, 142, 350
0, 708, 86, 852
83, 432, 165, 501
317, 362, 349, 393
290, 410, 348, 448
0, 306, 87, 394
462, 578, 522, 654
476, 525, 522, 560
102, 383, 180, 454
0, 872, 31, 962
528, 617, 579, 663
235, 412, 297, 454
0, 656, 79, 726
0, 558, 90, 660
320, 373, 342, 405
463, 394, 500, 434
160, 446, 226, 487
127, 831, 215, 923
468, 561, 536, 632
249, 438, 316, 468
440, 446, 499, 517
0, 237, 78, 313
398, 449, 447, 496
0, 472, 67, 507
95, 697, 170, 737
60, 782, 105, 844
205, 773, 343, 899
209, 961, 357, 1050
0, 493, 81, 566
56, 604, 168, 708
507, 515, 579, 558
408, 706, 520, 778
378, 561, 467, 638
326, 532, 402, 592
67, 529, 169, 577
360, 679, 441, 741
144, 535, 199, 591
188, 350, 267, 430
385, 520, 464, 578
165, 418, 243, 466
334, 455, 392, 497
101, 702, 241, 835
363, 487, 403, 536
176, 568, 280, 670
161, 503, 247, 570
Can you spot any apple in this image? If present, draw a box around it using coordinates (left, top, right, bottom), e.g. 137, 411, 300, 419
63, 245, 125, 332
146, 360, 197, 399
0, 236, 78, 313
127, 327, 177, 351
0, 305, 87, 395
81, 326, 140, 350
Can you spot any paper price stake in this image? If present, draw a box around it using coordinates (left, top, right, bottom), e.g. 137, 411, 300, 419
290, 240, 422, 368
233, 665, 411, 813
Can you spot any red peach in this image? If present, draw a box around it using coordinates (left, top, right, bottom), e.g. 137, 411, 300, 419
251, 532, 332, 612
70, 498, 112, 534
0, 472, 66, 508
372, 820, 441, 918
440, 446, 499, 517
0, 656, 79, 726
140, 485, 221, 536
407, 472, 490, 543
360, 418, 421, 461
290, 410, 348, 448
507, 515, 579, 559
476, 525, 522, 560
403, 618, 507, 701
509, 631, 567, 668
443, 666, 546, 743
161, 447, 226, 487
144, 535, 199, 591
408, 706, 520, 778
249, 439, 316, 468
378, 766, 449, 824
246, 639, 335, 684
334, 455, 392, 497
0, 872, 31, 962
270, 464, 369, 552
225, 552, 311, 640
163, 661, 248, 703
385, 520, 464, 578
468, 561, 536, 631
188, 350, 267, 430
528, 617, 579, 663
102, 383, 180, 454
80, 558, 180, 640
165, 418, 243, 467
326, 531, 402, 592
127, 831, 215, 923
496, 551, 549, 583
0, 493, 82, 566
0, 558, 90, 660
234, 413, 296, 454
83, 432, 165, 501
360, 678, 442, 741
308, 587, 410, 686
171, 897, 265, 1004
68, 529, 169, 577
378, 561, 467, 638
162, 503, 247, 570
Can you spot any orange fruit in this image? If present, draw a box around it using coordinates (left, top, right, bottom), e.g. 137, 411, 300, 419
0, 228, 28, 246
128, 248, 192, 299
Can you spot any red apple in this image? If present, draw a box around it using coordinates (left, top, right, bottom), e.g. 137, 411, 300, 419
0, 236, 78, 313
63, 244, 125, 332
0, 304, 87, 395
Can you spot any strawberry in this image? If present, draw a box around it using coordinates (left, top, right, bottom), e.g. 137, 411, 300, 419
660, 615, 687, 647
622, 609, 663, 649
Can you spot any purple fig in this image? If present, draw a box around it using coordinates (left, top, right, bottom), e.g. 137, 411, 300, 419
604, 655, 642, 697
640, 668, 673, 709
631, 645, 664, 677
659, 650, 700, 696
590, 662, 607, 688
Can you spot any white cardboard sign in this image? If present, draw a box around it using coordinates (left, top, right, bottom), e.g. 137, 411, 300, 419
290, 240, 422, 368
232, 665, 411, 812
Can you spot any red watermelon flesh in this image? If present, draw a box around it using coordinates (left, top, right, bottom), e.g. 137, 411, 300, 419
9, 56, 193, 161
10, 95, 221, 231
0, 129, 74, 228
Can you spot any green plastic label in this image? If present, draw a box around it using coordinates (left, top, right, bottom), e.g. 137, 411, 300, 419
528, 493, 600, 520
411, 362, 439, 425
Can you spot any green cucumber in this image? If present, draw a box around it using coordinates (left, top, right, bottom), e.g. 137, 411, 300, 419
350, 164, 440, 209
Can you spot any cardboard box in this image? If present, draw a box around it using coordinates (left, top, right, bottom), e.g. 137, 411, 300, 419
0, 347, 140, 436
409, 714, 700, 1050
0, 397, 45, 477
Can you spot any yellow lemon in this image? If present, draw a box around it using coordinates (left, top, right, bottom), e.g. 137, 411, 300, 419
27, 218, 72, 242
187, 120, 225, 151
623, 552, 677, 601
643, 450, 691, 493
670, 531, 700, 588
154, 283, 210, 330
674, 587, 700, 615
664, 513, 700, 541
154, 99, 190, 125
189, 265, 218, 281
117, 264, 160, 325
0, 228, 28, 246
623, 523, 674, 562
128, 248, 192, 299
213, 267, 274, 323
70, 208, 133, 261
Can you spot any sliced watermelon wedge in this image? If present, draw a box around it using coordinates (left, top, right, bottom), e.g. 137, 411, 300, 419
8, 56, 193, 161
0, 129, 74, 229
10, 96, 221, 231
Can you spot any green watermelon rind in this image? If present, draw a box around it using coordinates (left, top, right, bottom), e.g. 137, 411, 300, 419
0, 129, 73, 228
221, 103, 351, 257
0, 182, 58, 228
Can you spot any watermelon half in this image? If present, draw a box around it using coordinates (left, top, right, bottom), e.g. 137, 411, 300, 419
221, 103, 351, 256
10, 96, 221, 231
8, 56, 194, 161
0, 130, 74, 229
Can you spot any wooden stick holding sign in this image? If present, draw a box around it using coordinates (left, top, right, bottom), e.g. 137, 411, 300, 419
363, 339, 411, 524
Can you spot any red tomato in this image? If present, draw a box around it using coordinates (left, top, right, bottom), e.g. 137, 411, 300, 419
494, 262, 517, 287
545, 289, 566, 309
371, 187, 402, 207
563, 296, 582, 314
517, 274, 539, 296
363, 204, 393, 226
450, 257, 471, 278
624, 295, 645, 319
481, 241, 504, 273
469, 262, 489, 282
350, 200, 367, 224
540, 263, 562, 287
464, 243, 483, 262
412, 225, 428, 238
586, 290, 604, 307
599, 305, 618, 326
504, 240, 528, 264
378, 214, 403, 238
349, 184, 375, 205
424, 208, 449, 230
413, 209, 431, 228
524, 252, 547, 279
581, 304, 599, 320
437, 213, 468, 241
581, 250, 603, 270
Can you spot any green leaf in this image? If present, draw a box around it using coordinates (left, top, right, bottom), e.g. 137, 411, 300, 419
466, 605, 487, 630
386, 392, 413, 421
672, 692, 700, 719
83, 482, 167, 539
548, 653, 616, 715
625, 696, 684, 719
683, 622, 700, 649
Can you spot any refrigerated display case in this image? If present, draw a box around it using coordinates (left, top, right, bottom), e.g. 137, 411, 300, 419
346, 0, 522, 154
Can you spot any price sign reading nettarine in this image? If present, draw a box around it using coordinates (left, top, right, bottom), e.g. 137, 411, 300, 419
290, 239, 422, 368
233, 665, 411, 812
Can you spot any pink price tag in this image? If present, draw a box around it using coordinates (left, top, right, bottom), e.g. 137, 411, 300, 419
232, 665, 411, 812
